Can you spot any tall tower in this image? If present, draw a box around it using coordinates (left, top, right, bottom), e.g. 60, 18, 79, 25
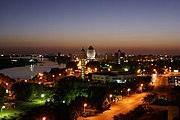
117, 49, 121, 65
87, 45, 96, 61
81, 48, 86, 80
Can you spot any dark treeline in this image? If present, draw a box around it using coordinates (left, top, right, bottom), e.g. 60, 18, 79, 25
0, 56, 37, 70
13, 75, 152, 120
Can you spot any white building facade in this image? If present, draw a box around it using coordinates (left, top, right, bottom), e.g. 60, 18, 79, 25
92, 72, 136, 83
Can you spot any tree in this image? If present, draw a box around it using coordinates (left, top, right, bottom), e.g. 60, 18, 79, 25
142, 93, 158, 104
54, 77, 88, 104
20, 106, 55, 120
86, 61, 100, 71
0, 84, 6, 102
64, 88, 88, 104
12, 82, 33, 101
69, 96, 90, 119
12, 82, 52, 101
88, 86, 110, 110
66, 62, 78, 70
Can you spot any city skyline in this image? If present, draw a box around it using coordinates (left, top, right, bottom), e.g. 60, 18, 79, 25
0, 0, 180, 55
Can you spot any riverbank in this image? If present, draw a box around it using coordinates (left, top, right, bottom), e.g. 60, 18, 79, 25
0, 59, 66, 80
0, 58, 37, 70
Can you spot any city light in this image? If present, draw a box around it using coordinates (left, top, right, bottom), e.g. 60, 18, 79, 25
0, 1, 179, 119
109, 94, 112, 98
38, 73, 43, 79
109, 94, 113, 102
42, 117, 46, 120
137, 69, 141, 74
6, 89, 8, 94
124, 68, 129, 72
84, 103, 87, 114
127, 88, 130, 96
140, 84, 143, 92
41, 94, 45, 98
1, 106, 6, 116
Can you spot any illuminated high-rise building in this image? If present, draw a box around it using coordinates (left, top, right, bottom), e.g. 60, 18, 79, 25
115, 49, 121, 64
87, 45, 96, 61
81, 48, 86, 80
117, 49, 121, 65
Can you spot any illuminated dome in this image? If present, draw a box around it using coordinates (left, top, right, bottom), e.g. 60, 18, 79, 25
87, 45, 96, 60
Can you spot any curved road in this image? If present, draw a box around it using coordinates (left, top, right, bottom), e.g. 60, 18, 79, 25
78, 74, 168, 120
78, 92, 148, 120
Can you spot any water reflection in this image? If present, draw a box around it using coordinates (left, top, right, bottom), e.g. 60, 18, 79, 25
30, 64, 34, 72
0, 58, 65, 80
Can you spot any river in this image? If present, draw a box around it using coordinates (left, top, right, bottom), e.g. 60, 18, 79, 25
0, 58, 66, 80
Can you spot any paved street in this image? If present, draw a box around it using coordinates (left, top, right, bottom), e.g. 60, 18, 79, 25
78, 92, 148, 120
153, 75, 169, 97
78, 74, 169, 120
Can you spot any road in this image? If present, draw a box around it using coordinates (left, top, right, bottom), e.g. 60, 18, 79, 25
153, 75, 169, 98
78, 92, 148, 120
78, 74, 169, 120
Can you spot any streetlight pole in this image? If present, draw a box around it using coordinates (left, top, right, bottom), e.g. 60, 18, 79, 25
1, 106, 5, 117
109, 94, 112, 102
41, 94, 45, 103
127, 88, 130, 96
83, 103, 87, 114
141, 84, 143, 93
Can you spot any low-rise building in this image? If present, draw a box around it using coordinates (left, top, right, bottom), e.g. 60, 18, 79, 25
168, 76, 180, 87
91, 72, 136, 83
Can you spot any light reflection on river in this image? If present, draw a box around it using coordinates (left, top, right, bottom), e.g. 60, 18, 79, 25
0, 58, 65, 80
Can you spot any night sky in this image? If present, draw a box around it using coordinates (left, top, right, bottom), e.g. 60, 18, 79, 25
0, 0, 180, 55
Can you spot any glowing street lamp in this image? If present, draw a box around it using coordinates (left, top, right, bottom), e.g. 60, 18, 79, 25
124, 68, 129, 72
1, 106, 5, 116
127, 88, 130, 96
6, 89, 9, 94
109, 94, 112, 102
41, 94, 45, 98
95, 68, 97, 72
41, 94, 45, 103
52, 75, 55, 78
84, 103, 87, 114
42, 117, 46, 120
141, 84, 143, 92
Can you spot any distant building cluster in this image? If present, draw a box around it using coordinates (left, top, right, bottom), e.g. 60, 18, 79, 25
1, 46, 180, 84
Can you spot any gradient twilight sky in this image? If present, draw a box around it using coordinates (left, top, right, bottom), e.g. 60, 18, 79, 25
0, 0, 180, 55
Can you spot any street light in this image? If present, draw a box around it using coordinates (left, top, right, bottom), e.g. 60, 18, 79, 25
6, 89, 8, 94
141, 84, 143, 92
1, 106, 5, 117
41, 94, 45, 103
127, 88, 130, 96
83, 103, 87, 114
41, 94, 45, 98
42, 117, 46, 120
109, 94, 112, 102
